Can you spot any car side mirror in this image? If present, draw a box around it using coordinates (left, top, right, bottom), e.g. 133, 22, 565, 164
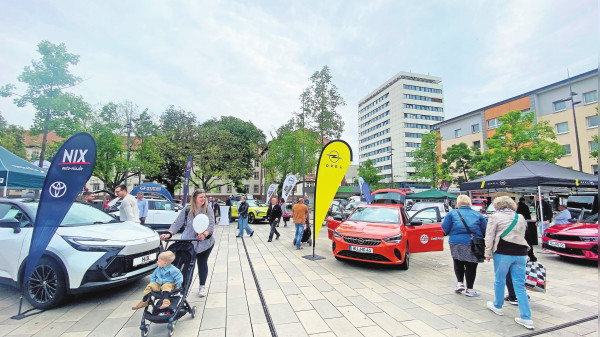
0, 218, 21, 233
332, 215, 344, 221
410, 220, 423, 226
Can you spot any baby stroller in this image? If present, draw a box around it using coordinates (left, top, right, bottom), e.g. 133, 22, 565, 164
140, 240, 198, 337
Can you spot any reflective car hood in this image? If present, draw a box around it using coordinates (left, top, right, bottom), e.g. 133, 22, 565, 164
337, 221, 401, 238
56, 222, 158, 240
546, 223, 599, 236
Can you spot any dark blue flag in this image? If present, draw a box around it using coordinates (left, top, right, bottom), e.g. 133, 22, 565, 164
361, 182, 372, 204
24, 133, 97, 282
182, 155, 193, 207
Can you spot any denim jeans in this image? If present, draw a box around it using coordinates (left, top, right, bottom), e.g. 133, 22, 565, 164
294, 223, 304, 248
268, 220, 280, 241
238, 216, 253, 236
493, 253, 531, 320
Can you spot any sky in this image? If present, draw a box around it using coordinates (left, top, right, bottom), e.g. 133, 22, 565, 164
0, 0, 597, 159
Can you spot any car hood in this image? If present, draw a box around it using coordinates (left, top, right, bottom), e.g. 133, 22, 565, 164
56, 222, 158, 240
546, 223, 599, 236
336, 221, 401, 238
250, 206, 268, 213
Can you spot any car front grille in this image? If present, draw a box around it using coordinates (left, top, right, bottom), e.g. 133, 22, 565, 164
542, 243, 584, 256
545, 233, 583, 241
105, 247, 160, 277
343, 236, 381, 246
337, 250, 391, 262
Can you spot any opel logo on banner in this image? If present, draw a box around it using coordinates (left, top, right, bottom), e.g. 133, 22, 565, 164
327, 150, 341, 163
49, 181, 67, 198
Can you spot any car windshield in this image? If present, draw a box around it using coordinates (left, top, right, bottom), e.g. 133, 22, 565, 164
150, 200, 174, 210
347, 207, 399, 223
411, 203, 440, 211
25, 202, 119, 226
372, 192, 405, 204
345, 202, 366, 212
247, 200, 266, 207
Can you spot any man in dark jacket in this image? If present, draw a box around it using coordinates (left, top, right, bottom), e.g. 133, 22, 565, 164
225, 196, 232, 222
517, 198, 531, 220
266, 196, 282, 242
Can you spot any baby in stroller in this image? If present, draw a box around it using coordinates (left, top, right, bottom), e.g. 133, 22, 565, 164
132, 251, 183, 310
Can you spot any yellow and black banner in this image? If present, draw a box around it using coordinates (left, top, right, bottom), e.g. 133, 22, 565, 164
314, 140, 352, 241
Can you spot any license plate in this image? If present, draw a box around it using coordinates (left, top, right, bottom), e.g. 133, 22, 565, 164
350, 246, 373, 253
548, 241, 565, 249
133, 253, 157, 266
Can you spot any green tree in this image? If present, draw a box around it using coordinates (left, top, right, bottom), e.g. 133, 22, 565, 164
193, 117, 267, 191
148, 106, 198, 195
0, 112, 26, 159
411, 131, 442, 187
130, 109, 162, 183
476, 110, 564, 175
441, 143, 482, 185
0, 41, 83, 167
301, 66, 346, 143
357, 159, 384, 190
262, 118, 321, 196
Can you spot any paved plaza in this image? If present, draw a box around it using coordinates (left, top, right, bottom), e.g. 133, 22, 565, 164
0, 222, 597, 337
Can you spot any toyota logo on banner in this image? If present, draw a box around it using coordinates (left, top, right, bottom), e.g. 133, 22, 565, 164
49, 181, 67, 198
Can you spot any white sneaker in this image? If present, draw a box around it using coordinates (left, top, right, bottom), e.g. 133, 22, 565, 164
487, 301, 504, 316
454, 283, 465, 293
465, 289, 480, 297
515, 317, 534, 330
198, 286, 207, 297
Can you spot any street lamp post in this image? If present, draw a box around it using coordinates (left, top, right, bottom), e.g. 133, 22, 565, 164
389, 148, 395, 188
557, 72, 582, 171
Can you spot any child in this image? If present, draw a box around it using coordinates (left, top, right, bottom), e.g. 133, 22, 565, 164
132, 251, 183, 310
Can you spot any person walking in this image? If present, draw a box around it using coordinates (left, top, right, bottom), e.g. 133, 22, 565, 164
236, 196, 254, 238
292, 198, 309, 250
212, 198, 220, 218
115, 184, 140, 223
280, 197, 287, 227
441, 194, 487, 297
137, 192, 148, 225
267, 197, 282, 242
225, 196, 233, 222
485, 196, 534, 330
161, 189, 215, 297
516, 198, 531, 220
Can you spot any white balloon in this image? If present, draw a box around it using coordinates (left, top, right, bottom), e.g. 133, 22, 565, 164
193, 214, 209, 233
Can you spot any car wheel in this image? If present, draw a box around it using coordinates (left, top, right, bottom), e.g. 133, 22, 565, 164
399, 244, 409, 270
248, 213, 255, 224
23, 257, 67, 310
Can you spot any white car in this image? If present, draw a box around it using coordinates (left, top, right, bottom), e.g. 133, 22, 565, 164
0, 199, 160, 309
109, 197, 183, 232
407, 202, 451, 219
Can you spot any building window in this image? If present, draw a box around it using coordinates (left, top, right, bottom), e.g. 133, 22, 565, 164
227, 185, 232, 193
487, 118, 501, 130
244, 185, 249, 192
553, 101, 566, 112
562, 144, 571, 156
253, 185, 259, 193
471, 124, 480, 133
555, 122, 569, 134
216, 186, 221, 193
583, 91, 598, 104
92, 183, 100, 190
587, 115, 598, 128
593, 165, 598, 175
255, 160, 260, 167
454, 129, 462, 138
590, 140, 598, 153
253, 172, 259, 179
473, 141, 481, 149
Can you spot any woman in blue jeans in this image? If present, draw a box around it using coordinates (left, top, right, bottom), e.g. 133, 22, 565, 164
236, 196, 254, 237
484, 196, 534, 330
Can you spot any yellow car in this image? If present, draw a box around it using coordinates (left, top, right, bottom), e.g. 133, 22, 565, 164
230, 199, 269, 224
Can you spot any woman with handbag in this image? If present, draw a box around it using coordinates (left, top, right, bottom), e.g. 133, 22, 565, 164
484, 196, 534, 330
441, 195, 487, 297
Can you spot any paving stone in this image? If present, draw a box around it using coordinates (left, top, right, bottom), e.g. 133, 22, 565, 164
358, 325, 393, 337
199, 307, 226, 330
368, 312, 415, 336
309, 300, 342, 319
338, 305, 375, 328
274, 322, 308, 337
87, 317, 128, 337
287, 294, 314, 312
323, 317, 363, 337
268, 303, 299, 325
310, 279, 334, 292
198, 327, 225, 337
66, 309, 113, 333
345, 295, 383, 314
226, 313, 253, 337
296, 310, 331, 334
227, 296, 249, 316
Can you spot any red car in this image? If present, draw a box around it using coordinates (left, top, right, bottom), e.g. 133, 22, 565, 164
542, 222, 599, 260
327, 204, 444, 269
471, 198, 488, 214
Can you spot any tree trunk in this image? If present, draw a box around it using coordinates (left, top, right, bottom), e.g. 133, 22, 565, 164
38, 109, 51, 167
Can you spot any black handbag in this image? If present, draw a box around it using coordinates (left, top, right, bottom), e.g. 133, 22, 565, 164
456, 210, 485, 260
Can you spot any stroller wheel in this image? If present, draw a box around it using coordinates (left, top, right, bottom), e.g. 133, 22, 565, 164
191, 306, 197, 318
141, 324, 149, 337
167, 323, 175, 337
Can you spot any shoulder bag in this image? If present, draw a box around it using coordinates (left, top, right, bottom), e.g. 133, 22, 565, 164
456, 210, 486, 260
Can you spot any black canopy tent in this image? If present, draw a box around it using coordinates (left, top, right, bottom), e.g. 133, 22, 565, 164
460, 160, 598, 192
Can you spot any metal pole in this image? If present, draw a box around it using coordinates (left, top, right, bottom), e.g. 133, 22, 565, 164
389, 148, 394, 189
537, 186, 545, 237
567, 71, 582, 172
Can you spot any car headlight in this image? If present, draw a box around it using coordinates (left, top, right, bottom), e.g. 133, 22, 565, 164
384, 233, 403, 243
62, 236, 124, 252
581, 236, 598, 242
333, 230, 342, 238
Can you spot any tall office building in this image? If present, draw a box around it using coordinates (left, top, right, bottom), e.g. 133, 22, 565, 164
357, 72, 444, 188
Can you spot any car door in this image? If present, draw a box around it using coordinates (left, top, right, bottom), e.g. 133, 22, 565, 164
144, 200, 157, 225
151, 201, 178, 229
0, 203, 33, 282
404, 207, 444, 253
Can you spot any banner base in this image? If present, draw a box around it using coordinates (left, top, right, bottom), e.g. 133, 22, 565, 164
11, 296, 44, 320
302, 254, 326, 261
